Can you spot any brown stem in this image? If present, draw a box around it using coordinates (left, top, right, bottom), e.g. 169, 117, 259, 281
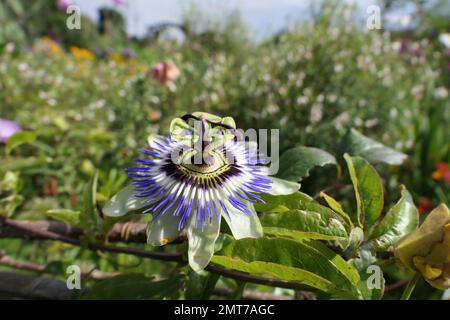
0, 271, 72, 300
0, 252, 292, 300
1, 218, 182, 262
0, 268, 292, 300
0, 252, 45, 272
0, 251, 293, 300
0, 252, 119, 280
0, 219, 146, 243
0, 218, 311, 292
385, 279, 410, 293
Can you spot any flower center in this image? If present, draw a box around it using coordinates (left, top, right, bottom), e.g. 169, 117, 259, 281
178, 151, 231, 177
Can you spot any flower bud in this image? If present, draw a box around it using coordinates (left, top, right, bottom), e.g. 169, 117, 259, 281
395, 204, 450, 289
80, 159, 95, 176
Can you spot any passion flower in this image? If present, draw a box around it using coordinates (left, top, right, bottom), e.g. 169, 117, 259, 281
104, 112, 299, 270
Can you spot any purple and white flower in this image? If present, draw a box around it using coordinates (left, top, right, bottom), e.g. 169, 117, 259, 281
0, 118, 22, 144
104, 112, 299, 271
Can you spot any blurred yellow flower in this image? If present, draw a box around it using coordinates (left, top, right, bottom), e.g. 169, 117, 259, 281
395, 204, 450, 289
109, 52, 126, 65
70, 46, 94, 62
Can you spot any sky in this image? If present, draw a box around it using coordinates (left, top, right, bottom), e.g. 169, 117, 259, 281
75, 0, 390, 39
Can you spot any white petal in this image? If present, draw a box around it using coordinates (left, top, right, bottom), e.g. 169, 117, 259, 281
222, 203, 263, 240
187, 213, 221, 272
147, 211, 183, 246
147, 133, 165, 147
268, 177, 300, 195
103, 185, 149, 217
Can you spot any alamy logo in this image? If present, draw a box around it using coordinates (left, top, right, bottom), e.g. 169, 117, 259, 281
66, 5, 81, 30
366, 5, 382, 30
366, 265, 382, 290
66, 265, 81, 290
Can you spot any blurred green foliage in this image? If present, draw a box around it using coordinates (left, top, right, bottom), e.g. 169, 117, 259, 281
0, 0, 449, 300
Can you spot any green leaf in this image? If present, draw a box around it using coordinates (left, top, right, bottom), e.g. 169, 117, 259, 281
0, 171, 21, 192
4, 0, 25, 17
320, 192, 354, 228
185, 271, 220, 299
277, 146, 337, 182
341, 129, 407, 165
344, 154, 384, 230
6, 131, 37, 155
44, 260, 75, 275
260, 209, 347, 241
84, 274, 183, 300
44, 209, 81, 226
80, 171, 101, 238
0, 157, 51, 174
369, 186, 419, 251
211, 237, 361, 299
255, 192, 348, 240
84, 171, 98, 219
0, 194, 24, 217
341, 227, 364, 252
255, 191, 340, 216
98, 169, 127, 198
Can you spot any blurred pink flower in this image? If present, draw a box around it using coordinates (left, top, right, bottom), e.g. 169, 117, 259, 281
57, 0, 72, 11
411, 46, 422, 56
400, 38, 409, 53
111, 0, 124, 6
0, 119, 22, 143
150, 61, 180, 86
432, 162, 450, 183
151, 63, 164, 81
417, 197, 431, 214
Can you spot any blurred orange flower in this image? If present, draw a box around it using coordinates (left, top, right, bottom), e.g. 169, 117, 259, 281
70, 46, 94, 62
43, 177, 58, 197
150, 60, 180, 86
432, 162, 450, 183
148, 108, 162, 121
34, 37, 64, 58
